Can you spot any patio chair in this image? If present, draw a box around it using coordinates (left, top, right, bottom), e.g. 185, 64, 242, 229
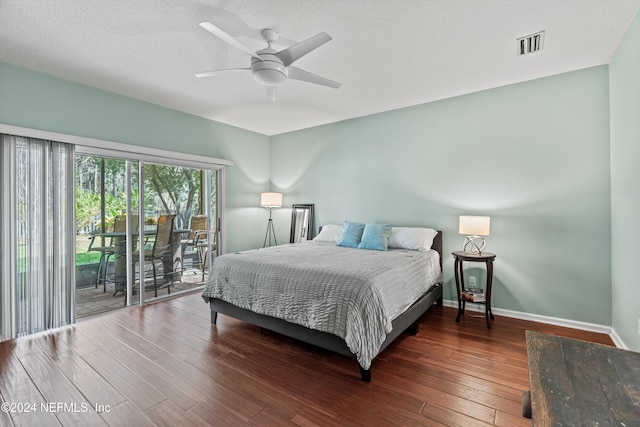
181, 215, 216, 281
87, 215, 127, 292
197, 231, 216, 281
133, 214, 176, 297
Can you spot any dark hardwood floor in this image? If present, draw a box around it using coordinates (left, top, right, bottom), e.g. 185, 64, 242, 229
0, 293, 613, 426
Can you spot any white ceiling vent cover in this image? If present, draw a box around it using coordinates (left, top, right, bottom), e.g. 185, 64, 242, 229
517, 31, 545, 55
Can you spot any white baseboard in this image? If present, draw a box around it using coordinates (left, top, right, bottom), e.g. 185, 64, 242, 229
609, 328, 629, 350
442, 299, 626, 348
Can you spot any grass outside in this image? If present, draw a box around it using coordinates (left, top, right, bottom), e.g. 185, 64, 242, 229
16, 236, 101, 271
76, 235, 102, 265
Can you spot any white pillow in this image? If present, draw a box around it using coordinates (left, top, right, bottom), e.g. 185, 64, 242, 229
312, 224, 343, 243
388, 227, 438, 252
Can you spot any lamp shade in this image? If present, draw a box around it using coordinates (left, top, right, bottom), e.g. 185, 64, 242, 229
260, 192, 283, 208
459, 215, 490, 236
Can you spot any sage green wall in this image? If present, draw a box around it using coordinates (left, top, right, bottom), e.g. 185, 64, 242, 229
271, 66, 612, 326
0, 60, 617, 327
0, 61, 271, 252
610, 12, 640, 350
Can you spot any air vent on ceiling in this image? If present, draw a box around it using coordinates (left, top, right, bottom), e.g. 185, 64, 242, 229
517, 31, 545, 56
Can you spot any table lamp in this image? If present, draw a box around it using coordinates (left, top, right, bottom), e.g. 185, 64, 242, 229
260, 192, 283, 247
459, 215, 490, 254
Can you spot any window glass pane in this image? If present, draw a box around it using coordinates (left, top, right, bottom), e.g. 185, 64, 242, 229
75, 155, 139, 316
142, 163, 212, 301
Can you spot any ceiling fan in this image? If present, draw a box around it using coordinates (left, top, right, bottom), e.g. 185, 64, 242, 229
195, 22, 341, 101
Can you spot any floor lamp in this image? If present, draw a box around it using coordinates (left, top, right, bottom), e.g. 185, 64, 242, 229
261, 192, 283, 247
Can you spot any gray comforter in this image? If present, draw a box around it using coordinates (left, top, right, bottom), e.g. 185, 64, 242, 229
202, 241, 442, 369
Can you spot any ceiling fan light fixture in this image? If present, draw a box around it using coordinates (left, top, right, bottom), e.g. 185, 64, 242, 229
251, 55, 288, 85
252, 67, 288, 85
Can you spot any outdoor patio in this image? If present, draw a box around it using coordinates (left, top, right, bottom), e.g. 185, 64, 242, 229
76, 268, 206, 319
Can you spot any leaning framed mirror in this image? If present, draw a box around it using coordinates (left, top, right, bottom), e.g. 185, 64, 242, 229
290, 204, 315, 243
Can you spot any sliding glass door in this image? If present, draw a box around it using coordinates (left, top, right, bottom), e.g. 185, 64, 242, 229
74, 154, 218, 317
75, 155, 139, 316
139, 162, 217, 303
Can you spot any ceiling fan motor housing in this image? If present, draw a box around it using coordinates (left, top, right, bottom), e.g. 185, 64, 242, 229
251, 51, 288, 86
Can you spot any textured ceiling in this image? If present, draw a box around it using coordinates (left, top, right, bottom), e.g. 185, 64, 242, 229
1, 0, 639, 136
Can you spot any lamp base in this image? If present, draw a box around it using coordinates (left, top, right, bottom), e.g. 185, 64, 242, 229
263, 209, 277, 247
463, 235, 486, 254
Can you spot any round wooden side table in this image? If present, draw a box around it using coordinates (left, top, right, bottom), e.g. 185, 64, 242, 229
452, 251, 497, 328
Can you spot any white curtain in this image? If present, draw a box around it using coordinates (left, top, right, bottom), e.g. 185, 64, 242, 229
1, 134, 75, 338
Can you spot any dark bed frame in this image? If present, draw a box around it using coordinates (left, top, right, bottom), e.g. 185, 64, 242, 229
209, 231, 444, 382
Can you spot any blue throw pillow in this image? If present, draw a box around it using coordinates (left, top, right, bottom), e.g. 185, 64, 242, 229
358, 224, 393, 251
336, 221, 366, 248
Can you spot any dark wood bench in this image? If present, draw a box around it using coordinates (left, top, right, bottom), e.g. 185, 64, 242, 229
524, 330, 640, 426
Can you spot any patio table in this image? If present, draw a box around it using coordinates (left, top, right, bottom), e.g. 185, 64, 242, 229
101, 228, 189, 296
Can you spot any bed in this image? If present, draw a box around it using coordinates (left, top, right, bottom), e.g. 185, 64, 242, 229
202, 225, 443, 381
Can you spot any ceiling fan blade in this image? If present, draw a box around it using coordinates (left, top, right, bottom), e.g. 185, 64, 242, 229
266, 86, 277, 102
288, 66, 341, 89
199, 22, 263, 61
275, 32, 332, 67
194, 68, 250, 78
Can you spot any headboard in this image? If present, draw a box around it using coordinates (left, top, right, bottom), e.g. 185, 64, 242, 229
432, 230, 443, 272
